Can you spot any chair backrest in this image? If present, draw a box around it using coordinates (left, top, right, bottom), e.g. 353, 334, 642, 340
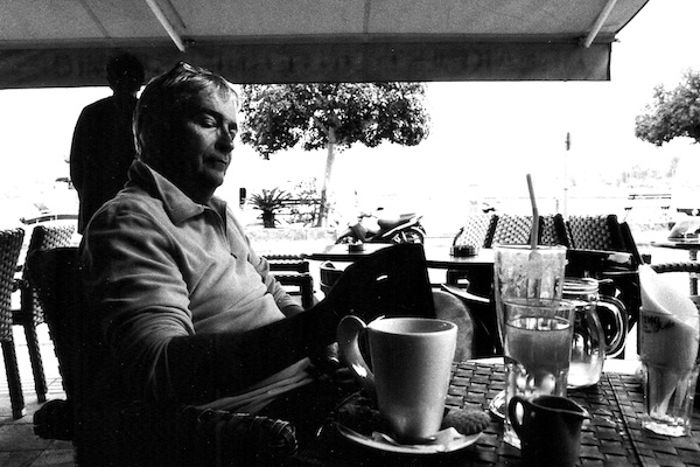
452, 213, 497, 249
490, 214, 533, 246
565, 214, 626, 251
0, 228, 25, 341
26, 247, 83, 398
21, 224, 77, 323
263, 254, 310, 273
539, 213, 570, 247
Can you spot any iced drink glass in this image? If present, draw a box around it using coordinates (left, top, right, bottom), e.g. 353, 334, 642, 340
503, 298, 575, 448
494, 245, 567, 345
640, 307, 700, 437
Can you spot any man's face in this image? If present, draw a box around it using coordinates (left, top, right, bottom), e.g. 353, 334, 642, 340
167, 89, 238, 197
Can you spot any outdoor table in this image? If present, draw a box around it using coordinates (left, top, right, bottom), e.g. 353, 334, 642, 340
291, 359, 700, 466
650, 238, 700, 295
307, 244, 496, 295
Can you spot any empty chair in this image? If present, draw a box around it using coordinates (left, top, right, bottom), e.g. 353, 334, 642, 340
565, 214, 626, 251
452, 213, 497, 249
12, 223, 76, 404
539, 213, 570, 247
263, 254, 315, 309
446, 213, 497, 286
490, 214, 533, 246
0, 228, 26, 419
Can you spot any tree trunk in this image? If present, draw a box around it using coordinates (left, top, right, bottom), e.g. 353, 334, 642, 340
316, 126, 336, 227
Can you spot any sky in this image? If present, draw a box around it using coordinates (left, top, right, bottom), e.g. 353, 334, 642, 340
1, 0, 699, 229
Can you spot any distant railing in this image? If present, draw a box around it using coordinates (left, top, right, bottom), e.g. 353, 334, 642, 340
20, 214, 78, 225
624, 193, 671, 212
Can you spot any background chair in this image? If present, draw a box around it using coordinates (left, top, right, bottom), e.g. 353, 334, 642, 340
539, 213, 570, 247
490, 214, 533, 246
12, 223, 75, 406
263, 253, 315, 309
451, 213, 497, 250
0, 228, 26, 419
447, 213, 497, 286
565, 214, 626, 251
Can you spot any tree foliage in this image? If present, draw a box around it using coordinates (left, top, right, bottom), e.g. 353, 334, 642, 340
635, 70, 700, 146
239, 83, 430, 159
238, 83, 430, 226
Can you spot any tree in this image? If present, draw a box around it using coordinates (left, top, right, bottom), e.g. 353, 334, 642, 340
239, 83, 430, 226
635, 70, 700, 146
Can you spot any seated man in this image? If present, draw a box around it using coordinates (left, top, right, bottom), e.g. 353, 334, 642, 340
79, 62, 472, 463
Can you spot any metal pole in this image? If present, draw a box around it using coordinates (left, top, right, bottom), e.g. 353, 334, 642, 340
563, 132, 570, 216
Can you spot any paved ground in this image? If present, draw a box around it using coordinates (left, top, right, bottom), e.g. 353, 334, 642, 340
0, 325, 73, 467
0, 239, 692, 466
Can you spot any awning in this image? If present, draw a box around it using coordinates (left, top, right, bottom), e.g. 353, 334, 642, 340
0, 0, 650, 88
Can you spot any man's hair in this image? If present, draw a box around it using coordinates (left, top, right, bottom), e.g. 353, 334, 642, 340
133, 62, 238, 158
106, 52, 145, 91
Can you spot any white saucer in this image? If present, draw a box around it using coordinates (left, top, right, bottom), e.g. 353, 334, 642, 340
335, 424, 481, 455
489, 390, 506, 420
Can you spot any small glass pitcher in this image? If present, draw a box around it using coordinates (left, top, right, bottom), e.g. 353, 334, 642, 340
564, 278, 627, 388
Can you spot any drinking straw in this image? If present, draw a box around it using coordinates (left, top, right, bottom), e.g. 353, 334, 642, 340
526, 174, 539, 250
526, 174, 542, 296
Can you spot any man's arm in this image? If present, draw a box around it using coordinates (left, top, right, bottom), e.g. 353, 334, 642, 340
82, 206, 335, 404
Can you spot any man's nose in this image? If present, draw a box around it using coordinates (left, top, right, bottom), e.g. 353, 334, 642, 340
217, 128, 235, 151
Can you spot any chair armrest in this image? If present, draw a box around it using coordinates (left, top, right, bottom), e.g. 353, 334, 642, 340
440, 283, 490, 306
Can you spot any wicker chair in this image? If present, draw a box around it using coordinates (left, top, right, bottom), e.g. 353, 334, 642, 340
490, 214, 533, 246
452, 213, 497, 249
11, 223, 75, 405
0, 228, 27, 419
565, 214, 627, 251
27, 247, 299, 466
539, 213, 570, 247
263, 254, 315, 309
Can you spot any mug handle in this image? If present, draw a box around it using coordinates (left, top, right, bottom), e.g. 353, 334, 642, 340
596, 295, 628, 358
337, 315, 375, 394
507, 395, 529, 438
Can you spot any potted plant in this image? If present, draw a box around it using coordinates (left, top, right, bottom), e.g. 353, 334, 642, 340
249, 188, 291, 228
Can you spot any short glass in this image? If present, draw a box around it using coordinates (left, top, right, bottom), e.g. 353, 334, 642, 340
640, 307, 700, 437
503, 298, 575, 448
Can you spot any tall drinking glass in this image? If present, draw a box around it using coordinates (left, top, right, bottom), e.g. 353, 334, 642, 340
494, 245, 568, 343
503, 298, 575, 448
492, 245, 567, 438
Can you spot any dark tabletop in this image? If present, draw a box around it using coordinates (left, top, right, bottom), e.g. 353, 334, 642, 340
290, 360, 700, 466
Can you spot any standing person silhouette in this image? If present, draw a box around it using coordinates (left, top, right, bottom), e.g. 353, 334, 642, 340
70, 52, 145, 234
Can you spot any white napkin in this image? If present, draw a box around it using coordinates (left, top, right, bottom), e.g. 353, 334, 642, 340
638, 265, 699, 411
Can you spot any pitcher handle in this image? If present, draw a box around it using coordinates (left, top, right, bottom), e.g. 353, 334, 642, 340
337, 315, 376, 394
507, 395, 529, 438
596, 295, 628, 358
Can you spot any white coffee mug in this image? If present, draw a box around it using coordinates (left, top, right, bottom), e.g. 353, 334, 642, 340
337, 316, 457, 442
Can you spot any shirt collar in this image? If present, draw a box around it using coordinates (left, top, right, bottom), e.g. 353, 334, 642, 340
127, 159, 227, 224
